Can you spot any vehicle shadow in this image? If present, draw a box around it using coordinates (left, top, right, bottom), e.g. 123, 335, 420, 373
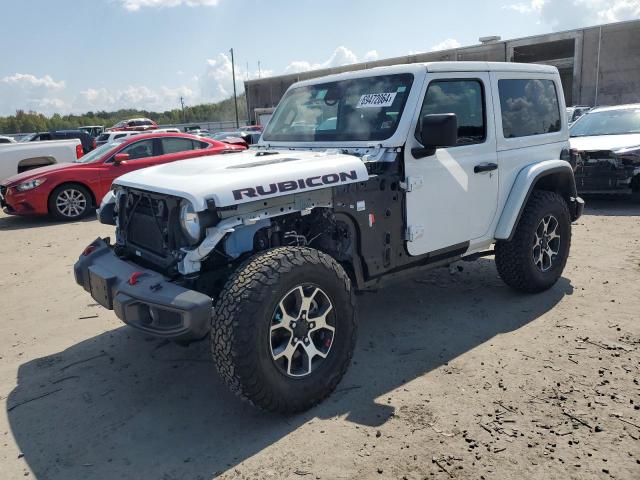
0, 213, 96, 231
7, 259, 573, 480
582, 196, 640, 217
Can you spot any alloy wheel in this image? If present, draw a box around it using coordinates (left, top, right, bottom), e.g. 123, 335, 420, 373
270, 284, 335, 378
56, 188, 87, 218
532, 214, 561, 272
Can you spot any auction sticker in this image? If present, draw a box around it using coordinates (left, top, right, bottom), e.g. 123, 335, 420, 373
356, 92, 397, 108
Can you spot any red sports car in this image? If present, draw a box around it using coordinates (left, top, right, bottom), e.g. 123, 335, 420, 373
0, 133, 245, 221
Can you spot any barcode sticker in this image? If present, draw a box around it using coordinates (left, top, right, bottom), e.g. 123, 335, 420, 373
356, 92, 397, 108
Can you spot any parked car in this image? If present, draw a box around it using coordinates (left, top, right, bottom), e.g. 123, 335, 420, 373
109, 118, 158, 132
240, 125, 263, 132
0, 136, 16, 144
0, 139, 83, 182
154, 128, 181, 133
76, 62, 584, 413
79, 125, 105, 137
569, 104, 640, 198
204, 131, 248, 147
566, 106, 591, 125
0, 133, 245, 220
20, 130, 94, 154
94, 130, 141, 148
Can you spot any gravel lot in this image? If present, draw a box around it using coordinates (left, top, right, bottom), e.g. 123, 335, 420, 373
0, 200, 638, 480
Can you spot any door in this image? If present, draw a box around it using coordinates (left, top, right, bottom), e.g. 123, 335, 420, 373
97, 138, 159, 200
404, 73, 499, 256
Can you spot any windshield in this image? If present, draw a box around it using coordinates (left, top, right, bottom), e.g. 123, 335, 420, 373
74, 141, 119, 163
19, 133, 38, 142
262, 73, 414, 142
570, 108, 640, 137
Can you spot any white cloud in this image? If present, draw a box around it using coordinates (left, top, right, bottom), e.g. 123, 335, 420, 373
430, 38, 461, 51
1, 73, 65, 90
504, 0, 640, 30
118, 0, 219, 12
285, 46, 382, 74
0, 73, 68, 114
363, 50, 380, 61
78, 84, 197, 111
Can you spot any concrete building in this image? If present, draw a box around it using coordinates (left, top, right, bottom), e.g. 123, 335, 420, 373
244, 19, 640, 124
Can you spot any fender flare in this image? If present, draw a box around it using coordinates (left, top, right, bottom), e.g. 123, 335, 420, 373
495, 160, 580, 241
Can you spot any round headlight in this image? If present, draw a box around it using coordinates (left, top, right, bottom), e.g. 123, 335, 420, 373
179, 200, 202, 245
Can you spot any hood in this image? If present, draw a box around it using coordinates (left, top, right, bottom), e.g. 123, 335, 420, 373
114, 150, 369, 211
1, 162, 83, 187
569, 133, 640, 152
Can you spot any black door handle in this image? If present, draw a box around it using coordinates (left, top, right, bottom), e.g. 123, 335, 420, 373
474, 162, 498, 174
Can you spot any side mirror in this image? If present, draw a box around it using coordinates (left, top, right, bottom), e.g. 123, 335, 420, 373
413, 113, 458, 159
113, 153, 130, 164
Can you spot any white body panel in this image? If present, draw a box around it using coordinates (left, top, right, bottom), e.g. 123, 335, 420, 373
403, 66, 569, 256
114, 150, 369, 211
404, 71, 499, 255
0, 139, 81, 182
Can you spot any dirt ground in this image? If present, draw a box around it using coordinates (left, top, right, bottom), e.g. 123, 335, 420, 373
0, 199, 638, 480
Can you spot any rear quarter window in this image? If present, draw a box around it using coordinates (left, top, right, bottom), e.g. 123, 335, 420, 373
498, 79, 561, 138
97, 133, 110, 141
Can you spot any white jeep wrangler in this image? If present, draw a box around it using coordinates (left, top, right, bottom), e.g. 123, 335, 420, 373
75, 62, 584, 412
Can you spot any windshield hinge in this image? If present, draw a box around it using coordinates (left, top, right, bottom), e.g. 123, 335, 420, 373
399, 175, 424, 192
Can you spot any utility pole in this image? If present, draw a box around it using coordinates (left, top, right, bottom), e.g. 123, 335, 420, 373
229, 48, 239, 129
180, 96, 186, 124
258, 60, 261, 79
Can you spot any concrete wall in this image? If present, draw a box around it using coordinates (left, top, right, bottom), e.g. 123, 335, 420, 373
578, 21, 640, 106
245, 19, 640, 122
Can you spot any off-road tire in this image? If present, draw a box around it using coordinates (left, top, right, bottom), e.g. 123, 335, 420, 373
48, 183, 93, 221
495, 190, 571, 293
211, 247, 357, 413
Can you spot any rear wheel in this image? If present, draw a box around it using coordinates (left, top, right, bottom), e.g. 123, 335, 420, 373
496, 190, 571, 293
211, 247, 357, 413
48, 184, 93, 221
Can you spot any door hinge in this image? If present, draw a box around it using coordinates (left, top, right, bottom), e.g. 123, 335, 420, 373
400, 175, 424, 192
404, 225, 424, 242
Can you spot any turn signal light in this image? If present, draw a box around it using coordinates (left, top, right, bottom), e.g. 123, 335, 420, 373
82, 245, 96, 256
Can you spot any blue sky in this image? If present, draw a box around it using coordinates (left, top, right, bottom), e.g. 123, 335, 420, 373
0, 0, 638, 115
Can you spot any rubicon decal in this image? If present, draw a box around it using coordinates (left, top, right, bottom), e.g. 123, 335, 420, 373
232, 170, 359, 200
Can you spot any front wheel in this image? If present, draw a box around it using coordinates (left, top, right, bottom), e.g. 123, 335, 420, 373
495, 190, 571, 293
48, 183, 93, 221
211, 247, 357, 413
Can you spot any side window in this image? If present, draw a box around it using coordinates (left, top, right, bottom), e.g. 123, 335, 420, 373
114, 134, 126, 139
193, 140, 209, 149
161, 137, 196, 154
120, 139, 154, 160
498, 79, 561, 138
417, 79, 486, 146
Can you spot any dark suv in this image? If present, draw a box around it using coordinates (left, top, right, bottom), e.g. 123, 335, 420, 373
20, 130, 94, 154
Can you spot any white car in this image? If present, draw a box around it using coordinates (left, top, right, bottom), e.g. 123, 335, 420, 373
76, 62, 583, 412
570, 103, 640, 197
0, 139, 82, 182
0, 136, 16, 144
94, 130, 140, 148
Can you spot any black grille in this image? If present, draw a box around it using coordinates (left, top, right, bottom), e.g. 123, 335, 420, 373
117, 189, 181, 271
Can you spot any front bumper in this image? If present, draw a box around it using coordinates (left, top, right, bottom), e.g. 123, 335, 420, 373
572, 196, 585, 221
74, 238, 212, 341
0, 184, 48, 216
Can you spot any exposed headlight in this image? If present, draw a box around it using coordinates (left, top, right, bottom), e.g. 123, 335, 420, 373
179, 200, 202, 245
15, 178, 46, 191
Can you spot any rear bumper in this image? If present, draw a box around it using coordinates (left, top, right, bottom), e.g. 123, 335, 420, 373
74, 238, 212, 342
